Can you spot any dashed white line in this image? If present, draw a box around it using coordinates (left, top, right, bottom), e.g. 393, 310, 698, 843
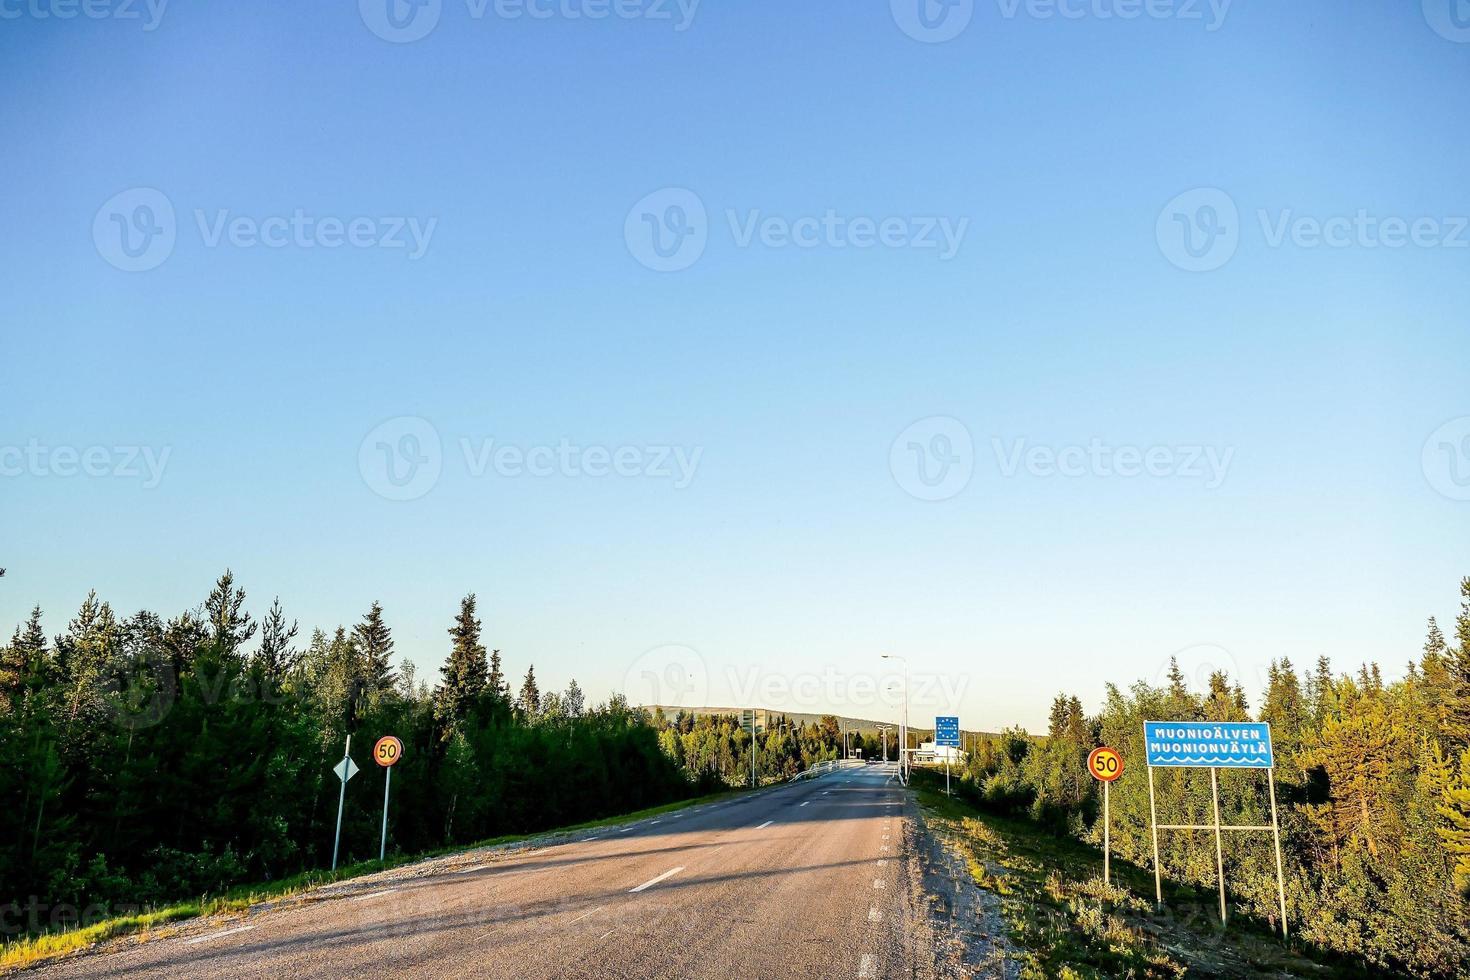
755, 820, 774, 829
598, 930, 615, 940
799, 801, 810, 807
184, 925, 254, 945
583, 836, 601, 842
629, 866, 685, 893
352, 889, 399, 901
567, 906, 604, 924
860, 953, 878, 977
873, 879, 886, 889
868, 907, 882, 922
454, 864, 490, 874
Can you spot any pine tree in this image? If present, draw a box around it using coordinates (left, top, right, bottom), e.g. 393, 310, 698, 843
1437, 745, 1470, 890
436, 594, 487, 733
255, 598, 300, 681
565, 679, 585, 718
517, 666, 542, 717
352, 601, 396, 696
203, 570, 256, 659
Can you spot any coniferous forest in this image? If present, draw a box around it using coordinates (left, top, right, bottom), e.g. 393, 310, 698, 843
0, 573, 696, 940
949, 577, 1470, 977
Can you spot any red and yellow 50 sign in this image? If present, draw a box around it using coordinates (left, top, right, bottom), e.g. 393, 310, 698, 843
374, 735, 404, 768
1088, 746, 1123, 783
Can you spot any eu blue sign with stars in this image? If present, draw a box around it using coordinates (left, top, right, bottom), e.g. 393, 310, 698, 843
934, 716, 960, 748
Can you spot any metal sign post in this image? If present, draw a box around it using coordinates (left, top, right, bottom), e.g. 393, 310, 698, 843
1142, 721, 1287, 937
742, 709, 758, 788
935, 716, 960, 796
1087, 746, 1123, 886
330, 735, 358, 871
373, 735, 403, 863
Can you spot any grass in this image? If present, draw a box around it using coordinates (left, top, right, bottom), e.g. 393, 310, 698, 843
0, 788, 742, 974
909, 770, 1369, 979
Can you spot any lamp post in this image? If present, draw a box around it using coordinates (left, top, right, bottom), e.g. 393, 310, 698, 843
877, 725, 891, 763
882, 654, 909, 782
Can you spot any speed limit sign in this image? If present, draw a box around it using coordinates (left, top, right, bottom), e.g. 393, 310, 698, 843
373, 735, 404, 768
1088, 746, 1123, 783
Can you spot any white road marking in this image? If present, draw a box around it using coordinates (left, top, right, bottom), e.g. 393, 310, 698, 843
629, 866, 685, 893
755, 820, 774, 829
799, 801, 810, 808
868, 907, 882, 922
583, 836, 601, 842
184, 925, 254, 945
455, 864, 490, 874
598, 930, 615, 940
568, 906, 604, 924
860, 953, 878, 977
873, 879, 885, 889
650, 820, 662, 825
619, 826, 634, 833
352, 889, 399, 901
877, 859, 887, 866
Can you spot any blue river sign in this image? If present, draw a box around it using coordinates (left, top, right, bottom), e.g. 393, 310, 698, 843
1143, 721, 1274, 769
934, 716, 960, 748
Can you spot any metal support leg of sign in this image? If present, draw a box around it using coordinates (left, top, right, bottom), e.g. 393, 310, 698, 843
945, 754, 951, 796
1103, 780, 1111, 887
379, 766, 392, 863
331, 734, 350, 872
1210, 767, 1227, 925
1147, 765, 1163, 904
1268, 770, 1288, 938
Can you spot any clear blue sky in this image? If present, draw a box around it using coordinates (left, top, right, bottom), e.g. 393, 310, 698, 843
3, 1, 1468, 730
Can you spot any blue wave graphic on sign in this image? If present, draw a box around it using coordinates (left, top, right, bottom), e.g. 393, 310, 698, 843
1143, 721, 1274, 769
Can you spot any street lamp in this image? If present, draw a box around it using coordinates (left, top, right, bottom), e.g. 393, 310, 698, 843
882, 654, 909, 782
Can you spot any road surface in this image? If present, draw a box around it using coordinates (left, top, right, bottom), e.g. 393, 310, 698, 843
35, 763, 937, 979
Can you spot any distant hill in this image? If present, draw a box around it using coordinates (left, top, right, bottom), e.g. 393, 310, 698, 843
636, 705, 998, 741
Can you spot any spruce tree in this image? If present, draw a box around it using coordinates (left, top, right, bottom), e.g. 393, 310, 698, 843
487, 648, 510, 707
517, 665, 541, 717
352, 601, 396, 696
436, 594, 487, 732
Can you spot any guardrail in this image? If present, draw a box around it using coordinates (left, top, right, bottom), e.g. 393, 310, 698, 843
789, 759, 840, 782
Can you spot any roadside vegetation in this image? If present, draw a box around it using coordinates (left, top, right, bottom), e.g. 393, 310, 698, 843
923, 575, 1470, 977
0, 574, 722, 964
0, 570, 860, 971
913, 771, 1372, 979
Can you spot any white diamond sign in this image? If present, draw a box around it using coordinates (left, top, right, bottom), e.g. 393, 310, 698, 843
333, 756, 360, 784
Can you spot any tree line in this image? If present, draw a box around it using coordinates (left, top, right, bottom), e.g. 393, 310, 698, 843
0, 573, 697, 939
947, 576, 1470, 977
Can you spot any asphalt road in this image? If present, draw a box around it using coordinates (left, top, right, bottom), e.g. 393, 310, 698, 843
35, 762, 936, 980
